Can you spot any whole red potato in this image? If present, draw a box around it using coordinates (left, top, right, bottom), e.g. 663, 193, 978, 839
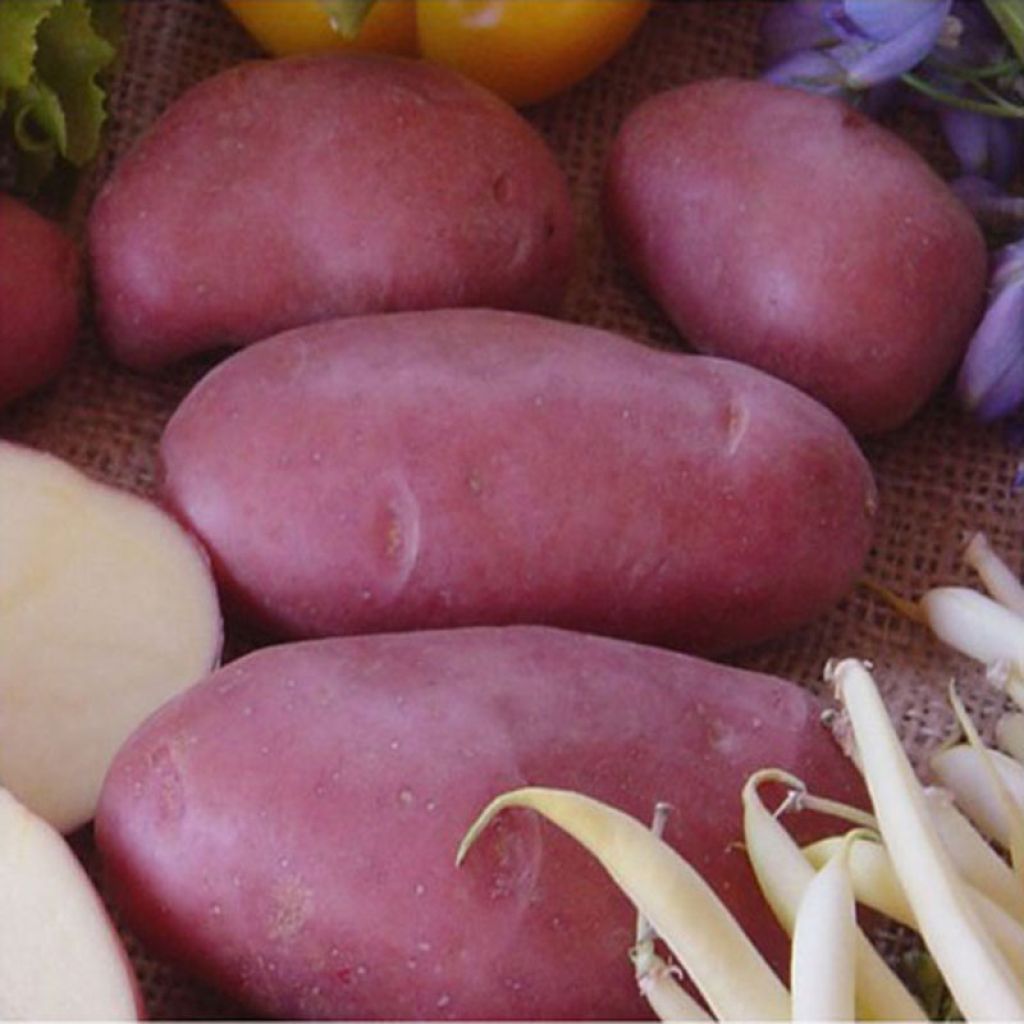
158, 309, 877, 654
605, 77, 987, 435
0, 195, 79, 407
88, 53, 574, 371
96, 626, 867, 1020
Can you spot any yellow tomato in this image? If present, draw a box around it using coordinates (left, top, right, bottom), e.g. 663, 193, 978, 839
223, 0, 417, 57
416, 0, 651, 107
225, 0, 651, 106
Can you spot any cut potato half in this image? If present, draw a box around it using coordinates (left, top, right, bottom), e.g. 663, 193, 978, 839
0, 441, 222, 832
0, 787, 141, 1019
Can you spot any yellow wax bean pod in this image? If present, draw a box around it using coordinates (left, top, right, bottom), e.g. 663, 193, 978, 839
920, 587, 1024, 677
742, 771, 925, 1021
996, 712, 1024, 765
949, 684, 1024, 878
924, 787, 1024, 924
964, 532, 1024, 619
931, 743, 1024, 854
829, 658, 1024, 1021
631, 802, 711, 1023
868, 580, 1024, 704
962, 891, 1024, 984
805, 832, 1024, 980
790, 831, 860, 1022
803, 834, 914, 927
458, 786, 791, 1022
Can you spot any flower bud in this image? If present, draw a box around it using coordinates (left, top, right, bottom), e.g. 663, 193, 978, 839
957, 239, 1024, 422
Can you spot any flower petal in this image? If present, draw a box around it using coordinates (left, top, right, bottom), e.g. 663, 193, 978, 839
942, 109, 1023, 186
951, 175, 1024, 231
761, 1, 844, 63
958, 246, 1024, 422
943, 0, 1010, 65
763, 48, 850, 96
841, 0, 952, 86
845, 0, 950, 42
944, 108, 997, 177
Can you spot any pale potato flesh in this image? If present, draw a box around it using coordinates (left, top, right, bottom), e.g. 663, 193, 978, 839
0, 787, 140, 1020
0, 441, 222, 833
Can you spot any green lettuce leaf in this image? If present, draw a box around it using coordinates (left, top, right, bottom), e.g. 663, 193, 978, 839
1, 0, 118, 192
0, 1, 62, 94
86, 0, 122, 48
10, 79, 64, 184
35, 0, 116, 165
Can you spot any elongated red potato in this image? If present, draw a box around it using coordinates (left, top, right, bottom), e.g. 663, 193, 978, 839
605, 77, 987, 435
87, 54, 573, 370
96, 626, 867, 1020
159, 309, 876, 654
0, 195, 79, 407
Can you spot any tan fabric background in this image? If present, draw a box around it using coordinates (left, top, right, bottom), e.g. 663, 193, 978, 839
3, 1, 1019, 1016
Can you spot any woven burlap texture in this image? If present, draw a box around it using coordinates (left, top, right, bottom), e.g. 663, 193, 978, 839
3, 1, 1020, 1018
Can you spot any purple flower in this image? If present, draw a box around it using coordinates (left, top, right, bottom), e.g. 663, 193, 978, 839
958, 239, 1024, 422
762, 48, 850, 95
837, 0, 953, 87
936, 0, 1009, 68
761, 2, 844, 64
942, 107, 1023, 186
762, 0, 954, 93
952, 175, 1024, 230
844, 0, 949, 43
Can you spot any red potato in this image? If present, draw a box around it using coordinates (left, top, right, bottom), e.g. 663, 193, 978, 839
95, 626, 867, 1020
87, 53, 574, 371
605, 77, 988, 435
0, 194, 79, 407
159, 309, 877, 654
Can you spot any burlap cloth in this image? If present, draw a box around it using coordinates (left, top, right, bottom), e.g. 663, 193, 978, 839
2, 0, 1019, 1017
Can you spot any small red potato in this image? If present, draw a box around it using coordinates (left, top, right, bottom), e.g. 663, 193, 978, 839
159, 308, 877, 654
605, 77, 988, 435
0, 194, 79, 407
88, 54, 574, 370
95, 626, 867, 1020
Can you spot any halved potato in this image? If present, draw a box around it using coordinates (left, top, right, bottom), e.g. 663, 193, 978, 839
0, 441, 222, 832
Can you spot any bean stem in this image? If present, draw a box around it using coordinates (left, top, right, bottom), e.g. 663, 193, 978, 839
631, 802, 711, 1022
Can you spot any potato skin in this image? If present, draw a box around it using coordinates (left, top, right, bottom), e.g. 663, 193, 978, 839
88, 54, 574, 370
605, 77, 987, 435
159, 309, 876, 654
0, 195, 79, 407
95, 626, 867, 1020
